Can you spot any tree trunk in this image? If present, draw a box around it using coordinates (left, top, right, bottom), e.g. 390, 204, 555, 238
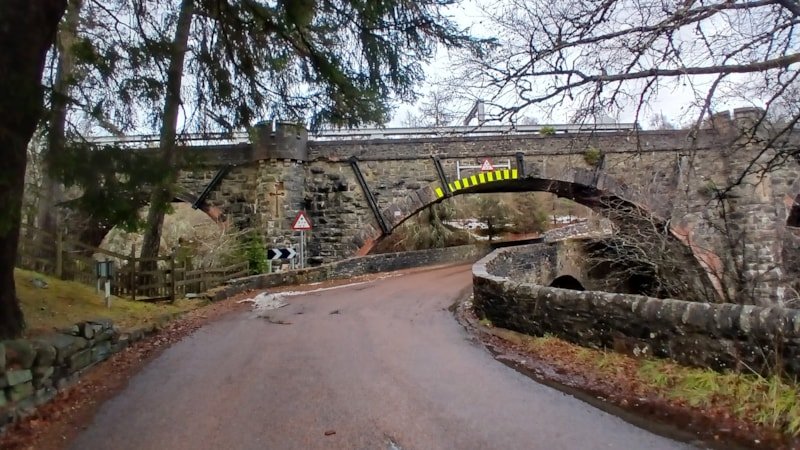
0, 0, 67, 339
140, 0, 194, 263
38, 0, 83, 239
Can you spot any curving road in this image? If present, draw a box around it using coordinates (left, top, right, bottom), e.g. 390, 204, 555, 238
70, 264, 692, 450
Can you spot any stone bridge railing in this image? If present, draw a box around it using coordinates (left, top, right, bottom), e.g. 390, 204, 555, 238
472, 243, 800, 377
85, 123, 638, 147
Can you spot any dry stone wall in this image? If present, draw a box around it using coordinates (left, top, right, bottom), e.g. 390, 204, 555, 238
473, 245, 800, 377
0, 314, 178, 431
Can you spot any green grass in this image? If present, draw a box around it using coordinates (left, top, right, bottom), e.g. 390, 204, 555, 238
594, 350, 627, 375
492, 327, 800, 437
638, 360, 673, 388
635, 356, 800, 435
16, 269, 203, 335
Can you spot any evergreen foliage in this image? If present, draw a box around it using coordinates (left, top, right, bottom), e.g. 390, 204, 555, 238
239, 232, 269, 275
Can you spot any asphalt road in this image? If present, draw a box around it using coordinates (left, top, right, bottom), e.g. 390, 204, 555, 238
70, 264, 692, 450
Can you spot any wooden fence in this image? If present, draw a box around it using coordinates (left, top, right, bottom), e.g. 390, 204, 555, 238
16, 225, 249, 302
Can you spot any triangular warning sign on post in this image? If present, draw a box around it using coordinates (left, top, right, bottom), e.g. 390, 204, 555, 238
480, 159, 494, 172
291, 210, 312, 230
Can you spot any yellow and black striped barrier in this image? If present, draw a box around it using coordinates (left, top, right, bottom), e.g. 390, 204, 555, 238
435, 169, 519, 199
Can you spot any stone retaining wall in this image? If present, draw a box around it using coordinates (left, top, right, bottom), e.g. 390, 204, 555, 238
210, 244, 491, 301
473, 245, 800, 377
0, 313, 178, 430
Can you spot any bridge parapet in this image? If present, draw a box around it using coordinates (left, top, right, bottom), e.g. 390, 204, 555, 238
473, 243, 800, 377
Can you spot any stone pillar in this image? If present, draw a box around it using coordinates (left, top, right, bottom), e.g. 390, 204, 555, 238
249, 122, 310, 265
723, 108, 785, 304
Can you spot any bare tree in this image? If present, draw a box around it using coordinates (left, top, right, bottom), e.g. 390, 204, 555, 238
585, 201, 718, 302
583, 195, 781, 304
399, 86, 463, 127
454, 0, 800, 144
648, 112, 677, 130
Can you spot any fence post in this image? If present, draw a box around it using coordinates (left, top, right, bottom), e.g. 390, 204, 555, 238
169, 251, 176, 302
130, 243, 137, 301
181, 258, 187, 299
55, 230, 63, 279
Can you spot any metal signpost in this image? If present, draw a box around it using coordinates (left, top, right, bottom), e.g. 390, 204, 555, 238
291, 211, 313, 269
95, 259, 114, 309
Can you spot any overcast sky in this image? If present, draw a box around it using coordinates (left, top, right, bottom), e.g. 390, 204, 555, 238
388, 0, 769, 129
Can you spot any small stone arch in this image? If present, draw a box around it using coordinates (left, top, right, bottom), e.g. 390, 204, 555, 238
549, 275, 586, 291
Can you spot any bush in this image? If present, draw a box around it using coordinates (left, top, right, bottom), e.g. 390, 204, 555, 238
583, 146, 603, 166
240, 232, 269, 274
539, 125, 556, 136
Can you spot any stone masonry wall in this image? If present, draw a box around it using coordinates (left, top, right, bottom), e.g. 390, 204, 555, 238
304, 161, 380, 261
168, 122, 799, 303
473, 246, 800, 377
0, 314, 179, 431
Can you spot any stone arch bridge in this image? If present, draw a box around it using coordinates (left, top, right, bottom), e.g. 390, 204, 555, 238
85, 110, 800, 304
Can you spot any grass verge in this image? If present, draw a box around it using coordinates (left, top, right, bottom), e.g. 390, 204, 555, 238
485, 326, 800, 440
16, 269, 204, 336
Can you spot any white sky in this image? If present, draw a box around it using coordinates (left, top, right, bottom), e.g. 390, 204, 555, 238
387, 0, 774, 129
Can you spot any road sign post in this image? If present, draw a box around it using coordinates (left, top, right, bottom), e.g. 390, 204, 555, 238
267, 248, 297, 260
291, 211, 312, 269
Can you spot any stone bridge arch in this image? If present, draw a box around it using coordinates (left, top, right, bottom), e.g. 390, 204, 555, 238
64, 186, 229, 251
549, 275, 586, 291
355, 166, 731, 300
356, 166, 664, 255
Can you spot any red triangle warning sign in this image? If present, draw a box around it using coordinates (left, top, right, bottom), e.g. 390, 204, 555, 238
480, 159, 494, 171
291, 210, 312, 230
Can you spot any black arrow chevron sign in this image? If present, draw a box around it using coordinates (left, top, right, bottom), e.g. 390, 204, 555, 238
267, 248, 297, 260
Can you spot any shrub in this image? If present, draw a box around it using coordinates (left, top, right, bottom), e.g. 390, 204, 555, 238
583, 146, 603, 166
240, 232, 269, 274
539, 125, 556, 136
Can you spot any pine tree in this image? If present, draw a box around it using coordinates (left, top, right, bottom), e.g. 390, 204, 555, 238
137, 0, 484, 262
0, 1, 67, 338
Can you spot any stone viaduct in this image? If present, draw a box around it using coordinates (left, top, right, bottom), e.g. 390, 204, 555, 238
90, 109, 800, 305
